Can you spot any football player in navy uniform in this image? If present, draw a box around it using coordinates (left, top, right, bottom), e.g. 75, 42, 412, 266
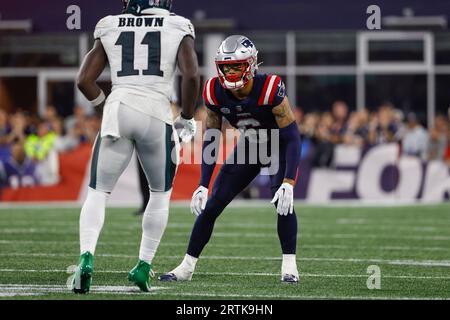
160, 35, 301, 283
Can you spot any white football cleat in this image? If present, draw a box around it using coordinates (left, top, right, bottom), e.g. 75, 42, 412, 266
281, 254, 299, 284
159, 265, 193, 282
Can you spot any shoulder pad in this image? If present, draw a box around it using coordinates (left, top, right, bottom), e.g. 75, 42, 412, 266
93, 15, 114, 39
258, 75, 282, 106
169, 15, 195, 39
202, 77, 220, 106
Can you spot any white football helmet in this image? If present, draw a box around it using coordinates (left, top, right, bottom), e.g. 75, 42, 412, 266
215, 35, 259, 90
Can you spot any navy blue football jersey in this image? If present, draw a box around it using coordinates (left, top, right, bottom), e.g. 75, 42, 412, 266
0, 158, 39, 189
202, 74, 286, 130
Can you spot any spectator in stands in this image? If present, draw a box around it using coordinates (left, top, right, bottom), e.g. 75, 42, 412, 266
83, 115, 101, 144
0, 109, 13, 161
401, 112, 429, 161
0, 109, 12, 145
55, 106, 89, 153
299, 112, 318, 137
7, 112, 28, 145
311, 112, 334, 167
428, 115, 448, 161
330, 100, 348, 144
368, 102, 398, 145
294, 107, 303, 126
0, 141, 39, 189
44, 105, 64, 136
392, 108, 406, 141
55, 120, 83, 152
342, 109, 369, 147
427, 115, 448, 162
24, 120, 59, 185
64, 105, 87, 134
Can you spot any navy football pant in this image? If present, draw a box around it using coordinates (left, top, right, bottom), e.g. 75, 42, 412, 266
186, 160, 298, 258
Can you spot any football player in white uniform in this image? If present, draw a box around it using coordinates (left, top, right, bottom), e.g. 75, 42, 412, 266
72, 0, 199, 293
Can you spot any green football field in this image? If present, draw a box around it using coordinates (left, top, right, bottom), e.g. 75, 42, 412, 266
0, 203, 449, 300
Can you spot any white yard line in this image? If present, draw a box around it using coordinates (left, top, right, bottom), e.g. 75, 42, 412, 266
1, 269, 450, 280
0, 293, 44, 297
168, 232, 450, 241
0, 284, 168, 295
1, 253, 450, 267
0, 221, 446, 232
0, 284, 448, 300
1, 240, 449, 252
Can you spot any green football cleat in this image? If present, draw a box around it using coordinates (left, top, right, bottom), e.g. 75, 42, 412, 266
72, 251, 94, 294
128, 260, 152, 292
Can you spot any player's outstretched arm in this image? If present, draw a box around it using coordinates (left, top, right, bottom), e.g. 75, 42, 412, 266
271, 97, 301, 215
191, 109, 222, 215
76, 40, 108, 115
175, 36, 200, 143
199, 109, 222, 187
206, 108, 222, 130
177, 36, 200, 119
272, 97, 296, 128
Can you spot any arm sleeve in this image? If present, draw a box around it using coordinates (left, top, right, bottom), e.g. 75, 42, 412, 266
279, 121, 301, 181
199, 128, 221, 188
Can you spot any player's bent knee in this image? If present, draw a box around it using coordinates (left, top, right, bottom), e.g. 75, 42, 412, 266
86, 187, 110, 199
146, 190, 172, 212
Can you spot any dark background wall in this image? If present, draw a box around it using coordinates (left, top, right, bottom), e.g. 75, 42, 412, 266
0, 0, 449, 32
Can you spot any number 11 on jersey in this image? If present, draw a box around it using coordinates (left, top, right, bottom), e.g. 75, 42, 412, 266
115, 31, 164, 77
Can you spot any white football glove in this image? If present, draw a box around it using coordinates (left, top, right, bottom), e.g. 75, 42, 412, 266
174, 114, 197, 143
270, 182, 294, 216
190, 186, 208, 216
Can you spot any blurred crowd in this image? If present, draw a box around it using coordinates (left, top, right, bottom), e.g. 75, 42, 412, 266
1, 99, 450, 190
294, 101, 450, 168
0, 106, 100, 189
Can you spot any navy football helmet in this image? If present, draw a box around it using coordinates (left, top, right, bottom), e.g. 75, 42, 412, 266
122, 0, 172, 15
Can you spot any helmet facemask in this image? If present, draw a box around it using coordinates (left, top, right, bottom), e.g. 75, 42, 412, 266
216, 60, 253, 90
215, 35, 259, 91
122, 0, 129, 13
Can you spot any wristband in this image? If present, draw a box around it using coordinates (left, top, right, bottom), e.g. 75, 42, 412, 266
89, 90, 105, 107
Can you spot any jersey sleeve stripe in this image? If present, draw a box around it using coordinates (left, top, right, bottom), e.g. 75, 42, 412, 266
268, 76, 281, 105
258, 76, 273, 105
204, 79, 214, 105
263, 75, 278, 105
209, 78, 219, 106
202, 79, 209, 104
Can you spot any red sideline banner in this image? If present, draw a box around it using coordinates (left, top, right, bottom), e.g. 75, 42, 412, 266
1, 144, 92, 201
0, 143, 221, 203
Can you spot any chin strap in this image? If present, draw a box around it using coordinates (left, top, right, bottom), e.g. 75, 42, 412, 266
223, 79, 245, 90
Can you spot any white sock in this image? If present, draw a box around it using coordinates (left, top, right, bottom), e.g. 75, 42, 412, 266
168, 254, 197, 281
281, 254, 298, 276
138, 190, 171, 264
79, 188, 108, 255
179, 254, 198, 272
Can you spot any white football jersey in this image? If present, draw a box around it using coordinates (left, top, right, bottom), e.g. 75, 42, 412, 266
94, 8, 195, 124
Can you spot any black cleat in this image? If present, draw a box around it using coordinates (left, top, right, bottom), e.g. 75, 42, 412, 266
281, 274, 299, 284
158, 273, 178, 282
